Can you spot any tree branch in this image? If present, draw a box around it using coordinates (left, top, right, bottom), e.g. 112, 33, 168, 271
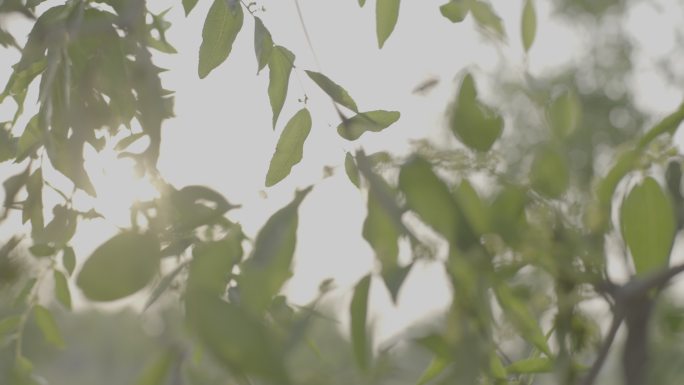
580, 312, 623, 385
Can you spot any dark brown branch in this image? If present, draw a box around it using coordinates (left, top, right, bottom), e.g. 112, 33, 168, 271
581, 312, 623, 385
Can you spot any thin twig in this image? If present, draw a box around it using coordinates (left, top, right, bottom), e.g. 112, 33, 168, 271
581, 313, 623, 385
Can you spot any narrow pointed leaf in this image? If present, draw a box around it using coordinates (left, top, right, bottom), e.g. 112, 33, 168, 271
416, 356, 449, 385
376, 0, 400, 48
305, 70, 358, 112
265, 108, 312, 187
521, 0, 536, 52
363, 189, 400, 272
182, 0, 199, 16
33, 305, 64, 348
53, 270, 71, 310
254, 17, 273, 73
345, 152, 361, 188
621, 177, 676, 276
268, 46, 296, 128
337, 110, 400, 141
351, 274, 372, 370
198, 0, 244, 79
77, 232, 161, 301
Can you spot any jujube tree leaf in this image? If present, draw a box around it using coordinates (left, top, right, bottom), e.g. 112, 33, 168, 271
265, 108, 312, 187
198, 0, 244, 79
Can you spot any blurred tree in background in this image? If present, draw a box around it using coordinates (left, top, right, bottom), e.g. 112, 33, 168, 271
2, 0, 684, 385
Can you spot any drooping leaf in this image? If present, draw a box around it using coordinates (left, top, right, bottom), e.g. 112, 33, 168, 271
198, 0, 244, 79
76, 231, 161, 301
547, 89, 581, 138
363, 189, 400, 275
470, 0, 505, 38
359, 0, 366, 7
398, 157, 460, 244
240, 187, 312, 314
62, 247, 76, 276
350, 274, 372, 371
440, 0, 469, 23
33, 305, 64, 348
254, 17, 273, 73
0, 123, 16, 163
53, 270, 71, 310
521, 0, 536, 52
530, 146, 569, 199
416, 356, 449, 385
381, 263, 412, 304
23, 168, 43, 231
376, 0, 400, 48
506, 357, 553, 374
449, 73, 503, 152
620, 177, 676, 276
182, 0, 199, 16
268, 46, 296, 128
345, 152, 361, 188
265, 108, 312, 186
337, 110, 400, 141
305, 70, 358, 112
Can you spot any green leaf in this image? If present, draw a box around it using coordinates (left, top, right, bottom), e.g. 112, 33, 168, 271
521, 0, 536, 52
305, 70, 358, 112
144, 262, 188, 311
376, 0, 400, 48
76, 231, 161, 301
530, 146, 569, 198
416, 356, 449, 385
363, 189, 400, 276
440, 0, 469, 23
453, 180, 489, 235
114, 133, 146, 151
398, 157, 459, 244
182, 0, 199, 16
53, 270, 71, 310
450, 73, 503, 152
359, 0, 366, 7
29, 244, 55, 257
33, 305, 64, 348
547, 89, 581, 138
470, 0, 505, 38
621, 177, 676, 276
134, 350, 175, 385
337, 110, 400, 141
268, 46, 296, 128
254, 17, 273, 74
345, 152, 361, 188
506, 357, 553, 374
0, 123, 16, 163
0, 315, 21, 338
240, 187, 312, 314
198, 0, 244, 79
23, 168, 43, 231
187, 232, 243, 296
61, 246, 76, 276
495, 284, 551, 356
350, 274, 372, 371
265, 108, 312, 187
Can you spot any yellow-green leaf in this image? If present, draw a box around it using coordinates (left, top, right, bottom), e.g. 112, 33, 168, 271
77, 231, 161, 301
61, 247, 76, 276
268, 46, 296, 128
547, 89, 581, 138
521, 0, 536, 52
254, 17, 273, 74
182, 0, 199, 16
621, 177, 676, 276
530, 146, 569, 199
265, 108, 312, 187
33, 305, 64, 348
53, 270, 71, 310
345, 152, 361, 188
351, 274, 372, 371
337, 110, 400, 141
305, 70, 358, 112
470, 1, 505, 38
450, 73, 503, 152
376, 0, 400, 48
198, 0, 244, 79
440, 0, 469, 23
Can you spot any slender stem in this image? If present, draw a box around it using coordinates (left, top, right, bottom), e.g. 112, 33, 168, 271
580, 313, 623, 385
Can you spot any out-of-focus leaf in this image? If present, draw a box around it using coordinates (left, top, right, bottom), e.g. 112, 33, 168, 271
381, 263, 412, 303
198, 0, 244, 78
76, 231, 161, 301
23, 168, 43, 232
38, 205, 77, 247
187, 231, 243, 296
254, 17, 273, 73
33, 305, 64, 348
29, 244, 55, 257
491, 185, 527, 245
265, 108, 312, 186
363, 189, 400, 274
345, 152, 361, 188
521, 0, 536, 52
454, 180, 489, 235
240, 187, 312, 314
440, 0, 469, 23
359, 0, 366, 7
268, 46, 295, 128
506, 357, 553, 374
350, 274, 372, 371
530, 146, 569, 198
0, 123, 16, 162
182, 0, 199, 16
495, 284, 551, 356
114, 133, 146, 151
376, 0, 400, 48
337, 110, 400, 141
450, 73, 503, 152
144, 262, 188, 311
416, 356, 449, 385
53, 270, 71, 310
62, 247, 75, 276
305, 70, 358, 112
547, 89, 581, 138
134, 349, 176, 385
470, 0, 505, 38
621, 177, 676, 276
3, 165, 29, 210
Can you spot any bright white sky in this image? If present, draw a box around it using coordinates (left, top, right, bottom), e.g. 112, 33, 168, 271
1, 0, 684, 345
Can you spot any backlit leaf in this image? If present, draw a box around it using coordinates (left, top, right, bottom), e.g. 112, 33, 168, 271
521, 0, 536, 52
440, 0, 469, 23
254, 17, 273, 73
198, 0, 244, 79
62, 247, 76, 276
450, 74, 503, 152
376, 0, 400, 48
416, 356, 449, 385
77, 231, 161, 301
350, 274, 372, 370
265, 108, 312, 187
530, 146, 569, 198
268, 46, 296, 128
53, 270, 71, 310
547, 89, 581, 138
305, 70, 358, 112
621, 177, 676, 276
33, 305, 64, 348
345, 152, 361, 188
337, 110, 400, 141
